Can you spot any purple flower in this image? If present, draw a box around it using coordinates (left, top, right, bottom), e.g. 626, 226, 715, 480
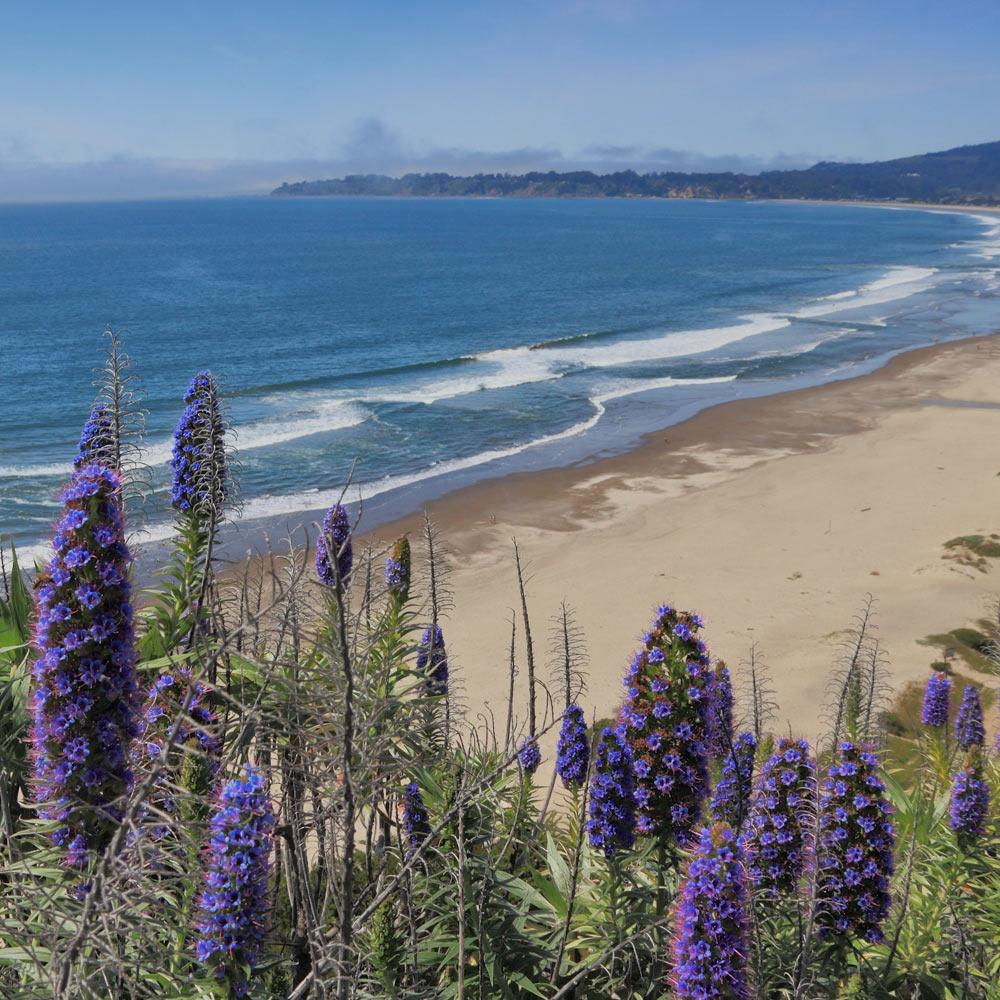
30, 464, 137, 868
671, 824, 751, 1000
556, 704, 590, 789
949, 751, 990, 848
920, 671, 951, 728
816, 741, 894, 943
745, 738, 815, 898
385, 536, 411, 601
706, 662, 734, 760
74, 404, 115, 469
621, 606, 710, 844
170, 371, 227, 518
315, 502, 353, 587
710, 731, 756, 830
518, 737, 541, 775
587, 726, 636, 858
416, 624, 448, 696
954, 684, 985, 749
194, 765, 274, 996
401, 781, 430, 856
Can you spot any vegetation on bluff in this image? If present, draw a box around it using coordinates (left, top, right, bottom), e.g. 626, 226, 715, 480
273, 140, 1000, 206
0, 334, 998, 999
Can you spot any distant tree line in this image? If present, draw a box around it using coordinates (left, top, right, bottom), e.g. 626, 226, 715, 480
273, 140, 1000, 205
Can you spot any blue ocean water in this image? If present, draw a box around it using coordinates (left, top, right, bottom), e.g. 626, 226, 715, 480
1, 197, 999, 559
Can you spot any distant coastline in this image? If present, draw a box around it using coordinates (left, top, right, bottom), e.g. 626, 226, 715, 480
271, 139, 1000, 206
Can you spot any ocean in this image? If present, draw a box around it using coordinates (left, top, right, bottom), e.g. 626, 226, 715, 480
2, 196, 999, 563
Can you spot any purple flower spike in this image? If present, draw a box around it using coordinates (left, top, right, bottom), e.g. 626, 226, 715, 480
745, 738, 815, 898
385, 536, 411, 601
315, 503, 353, 588
707, 662, 734, 760
954, 685, 985, 749
416, 624, 448, 696
816, 741, 895, 944
587, 726, 636, 858
194, 764, 274, 996
671, 824, 751, 1000
949, 751, 990, 848
74, 404, 115, 469
400, 781, 431, 856
30, 464, 137, 868
710, 731, 756, 830
170, 371, 228, 518
621, 605, 711, 844
556, 704, 590, 789
518, 737, 541, 775
920, 671, 951, 728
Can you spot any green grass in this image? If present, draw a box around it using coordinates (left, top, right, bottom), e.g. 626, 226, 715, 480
943, 533, 1000, 571
920, 627, 999, 676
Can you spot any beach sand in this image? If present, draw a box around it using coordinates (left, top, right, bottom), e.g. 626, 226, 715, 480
342, 333, 1000, 746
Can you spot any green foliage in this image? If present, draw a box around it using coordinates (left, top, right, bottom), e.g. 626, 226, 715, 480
272, 140, 1000, 205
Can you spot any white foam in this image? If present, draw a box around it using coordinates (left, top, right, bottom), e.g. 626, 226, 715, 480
513, 315, 791, 369
969, 213, 1000, 260
793, 266, 938, 319
237, 375, 737, 521
0, 403, 371, 480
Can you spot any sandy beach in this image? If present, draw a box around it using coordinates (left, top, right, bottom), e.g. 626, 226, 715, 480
344, 333, 1000, 746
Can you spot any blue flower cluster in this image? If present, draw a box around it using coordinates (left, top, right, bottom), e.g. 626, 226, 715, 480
744, 738, 815, 898
194, 764, 274, 997
385, 536, 411, 601
815, 741, 895, 943
401, 781, 431, 856
555, 704, 590, 789
30, 464, 138, 867
920, 671, 951, 728
710, 731, 756, 830
620, 605, 711, 843
416, 624, 448, 696
671, 823, 751, 1000
587, 726, 636, 858
74, 404, 114, 469
949, 752, 990, 848
706, 662, 733, 760
315, 502, 353, 587
518, 737, 541, 775
954, 684, 985, 749
169, 371, 227, 517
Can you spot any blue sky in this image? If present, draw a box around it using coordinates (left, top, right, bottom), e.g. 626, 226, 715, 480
2, 0, 999, 199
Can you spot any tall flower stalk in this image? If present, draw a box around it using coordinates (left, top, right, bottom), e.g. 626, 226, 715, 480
400, 781, 431, 857
707, 661, 734, 760
385, 536, 411, 603
815, 741, 895, 943
620, 605, 711, 844
29, 464, 138, 868
709, 730, 756, 831
417, 624, 448, 697
556, 704, 589, 789
194, 764, 274, 998
949, 750, 990, 848
587, 726, 636, 859
316, 502, 353, 589
170, 372, 228, 522
920, 671, 951, 729
954, 684, 984, 749
74, 404, 115, 470
671, 823, 751, 1000
745, 737, 815, 898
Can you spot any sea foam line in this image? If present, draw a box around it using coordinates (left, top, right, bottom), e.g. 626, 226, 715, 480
237, 375, 737, 521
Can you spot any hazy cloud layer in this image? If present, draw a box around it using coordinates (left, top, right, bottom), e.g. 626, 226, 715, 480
0, 118, 824, 202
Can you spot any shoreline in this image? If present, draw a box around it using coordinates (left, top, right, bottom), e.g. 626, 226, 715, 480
338, 331, 1000, 742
